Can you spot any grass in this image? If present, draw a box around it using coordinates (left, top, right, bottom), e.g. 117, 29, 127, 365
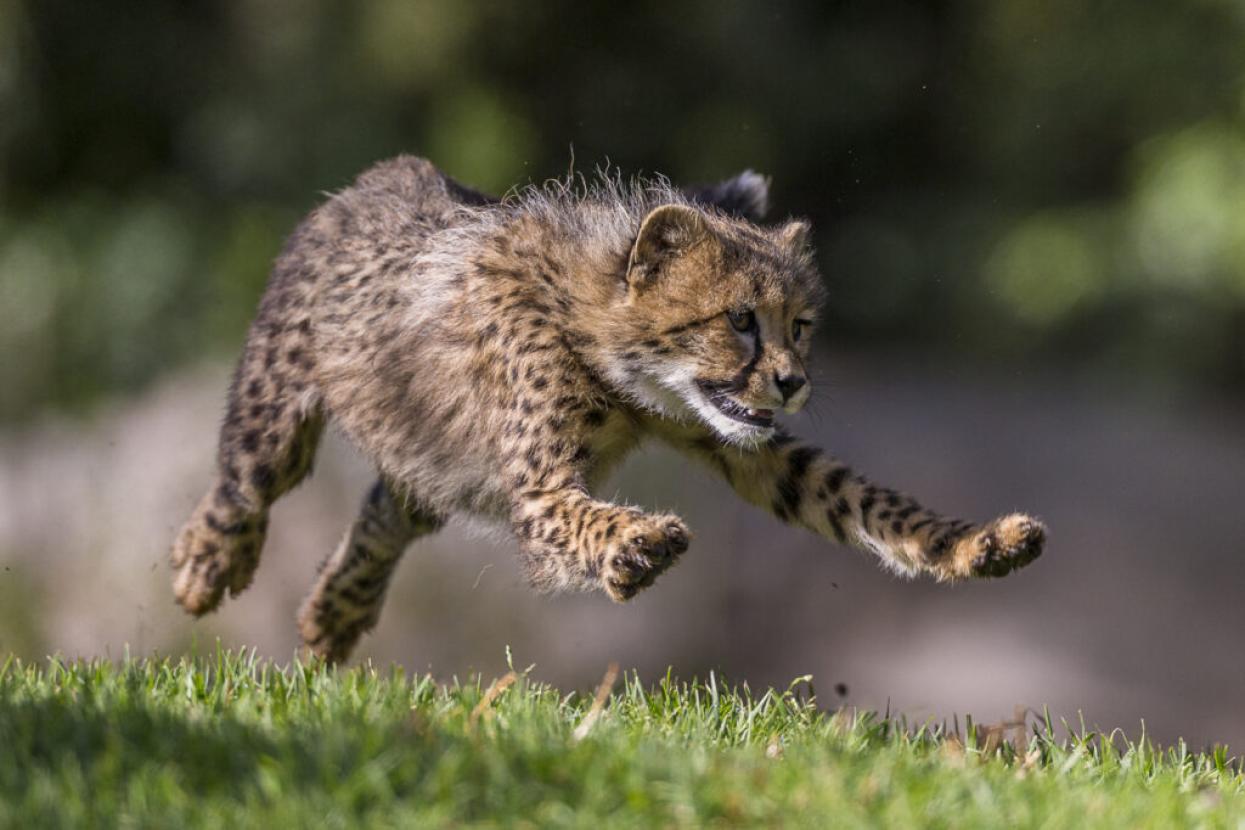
0, 648, 1241, 828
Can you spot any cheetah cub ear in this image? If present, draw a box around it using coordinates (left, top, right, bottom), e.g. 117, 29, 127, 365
682, 170, 771, 221
626, 204, 712, 291
777, 219, 812, 251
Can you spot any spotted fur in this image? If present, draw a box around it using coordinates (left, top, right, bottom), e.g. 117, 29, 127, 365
170, 155, 1045, 662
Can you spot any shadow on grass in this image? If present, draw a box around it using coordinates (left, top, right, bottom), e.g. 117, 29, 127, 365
0, 693, 442, 820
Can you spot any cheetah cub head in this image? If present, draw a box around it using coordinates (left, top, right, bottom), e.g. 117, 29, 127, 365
618, 202, 826, 446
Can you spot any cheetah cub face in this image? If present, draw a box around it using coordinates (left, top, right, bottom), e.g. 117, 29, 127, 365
619, 204, 827, 446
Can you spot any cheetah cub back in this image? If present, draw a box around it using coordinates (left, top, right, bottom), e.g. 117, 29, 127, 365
171, 155, 1044, 662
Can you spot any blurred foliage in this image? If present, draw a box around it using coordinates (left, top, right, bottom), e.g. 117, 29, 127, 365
1, 0, 1244, 421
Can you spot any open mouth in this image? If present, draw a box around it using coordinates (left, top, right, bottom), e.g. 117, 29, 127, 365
695, 380, 775, 428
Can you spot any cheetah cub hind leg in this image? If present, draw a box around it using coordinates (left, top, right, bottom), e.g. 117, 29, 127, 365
298, 478, 444, 663
171, 328, 325, 615
171, 406, 324, 615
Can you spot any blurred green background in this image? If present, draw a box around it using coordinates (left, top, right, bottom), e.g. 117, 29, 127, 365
3, 0, 1245, 422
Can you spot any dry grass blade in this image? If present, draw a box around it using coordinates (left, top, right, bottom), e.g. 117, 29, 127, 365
980, 724, 1006, 757
468, 671, 517, 730
978, 706, 1029, 761
1010, 705, 1030, 748
572, 662, 620, 742
942, 733, 966, 767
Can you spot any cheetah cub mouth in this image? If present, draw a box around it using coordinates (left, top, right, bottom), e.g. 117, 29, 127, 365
694, 379, 775, 429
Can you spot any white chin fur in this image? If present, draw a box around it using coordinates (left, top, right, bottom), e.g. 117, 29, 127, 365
692, 402, 775, 448
622, 367, 775, 447
659, 373, 775, 447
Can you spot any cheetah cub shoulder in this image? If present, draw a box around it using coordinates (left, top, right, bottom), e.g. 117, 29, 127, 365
171, 155, 1045, 662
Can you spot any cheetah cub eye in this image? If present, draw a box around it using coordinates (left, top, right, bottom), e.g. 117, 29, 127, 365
728, 309, 757, 332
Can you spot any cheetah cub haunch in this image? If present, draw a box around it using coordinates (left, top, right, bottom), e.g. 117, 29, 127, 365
171, 155, 1045, 662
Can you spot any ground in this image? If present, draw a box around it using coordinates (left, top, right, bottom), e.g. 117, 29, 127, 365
0, 649, 1241, 828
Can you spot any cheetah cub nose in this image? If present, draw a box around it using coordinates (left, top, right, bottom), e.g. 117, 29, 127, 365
775, 373, 807, 404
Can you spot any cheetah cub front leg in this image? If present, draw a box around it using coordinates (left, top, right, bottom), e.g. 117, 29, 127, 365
935, 513, 1045, 579
598, 512, 690, 601
667, 429, 1045, 582
512, 490, 691, 601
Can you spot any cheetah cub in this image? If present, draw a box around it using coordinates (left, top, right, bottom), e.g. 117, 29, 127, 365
171, 155, 1045, 661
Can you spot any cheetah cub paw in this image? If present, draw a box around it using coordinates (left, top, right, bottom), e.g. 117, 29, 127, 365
944, 513, 1045, 580
170, 503, 263, 615
601, 514, 691, 601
